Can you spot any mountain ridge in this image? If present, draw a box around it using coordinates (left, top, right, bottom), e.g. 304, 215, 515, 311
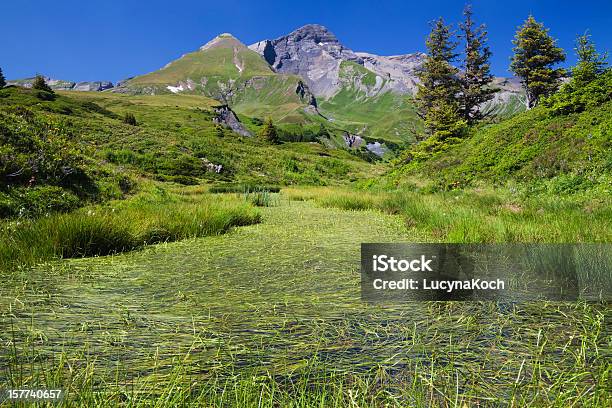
7, 24, 527, 149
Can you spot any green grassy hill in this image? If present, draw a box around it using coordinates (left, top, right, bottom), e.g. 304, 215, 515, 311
316, 61, 423, 150
120, 35, 428, 148
121, 34, 319, 125
393, 72, 612, 197
130, 34, 274, 83
0, 86, 378, 218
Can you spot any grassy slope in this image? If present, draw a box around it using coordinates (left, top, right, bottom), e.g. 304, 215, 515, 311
396, 98, 612, 196
0, 87, 136, 217
129, 36, 274, 85
124, 36, 317, 125
63, 91, 377, 185
318, 61, 423, 146
0, 86, 378, 219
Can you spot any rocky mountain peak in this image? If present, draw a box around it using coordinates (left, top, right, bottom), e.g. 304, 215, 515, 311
287, 24, 339, 44
249, 24, 362, 97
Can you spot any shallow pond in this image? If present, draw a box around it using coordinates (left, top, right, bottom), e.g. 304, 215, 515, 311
1, 199, 609, 400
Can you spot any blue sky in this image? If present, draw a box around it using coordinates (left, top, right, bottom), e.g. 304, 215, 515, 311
2, 0, 610, 82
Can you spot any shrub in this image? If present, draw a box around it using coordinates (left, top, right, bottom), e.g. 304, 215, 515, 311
243, 190, 276, 207
544, 70, 612, 115
20, 186, 80, 217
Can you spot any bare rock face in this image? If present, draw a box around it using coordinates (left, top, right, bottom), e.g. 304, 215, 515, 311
355, 52, 425, 94
366, 141, 387, 157
250, 25, 428, 99
72, 81, 114, 91
7, 77, 74, 90
212, 105, 252, 137
343, 132, 363, 148
249, 24, 363, 98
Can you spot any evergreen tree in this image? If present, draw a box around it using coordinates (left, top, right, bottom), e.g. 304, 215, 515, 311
510, 16, 566, 108
543, 33, 609, 115
32, 74, 53, 93
318, 123, 330, 138
0, 67, 6, 88
122, 112, 137, 126
458, 5, 497, 124
260, 117, 279, 144
416, 18, 465, 140
572, 32, 608, 87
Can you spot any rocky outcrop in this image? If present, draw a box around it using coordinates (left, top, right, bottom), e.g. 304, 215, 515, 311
201, 158, 223, 173
480, 77, 527, 117
295, 80, 317, 107
73, 81, 114, 91
7, 76, 114, 92
249, 24, 427, 99
249, 24, 364, 98
343, 132, 363, 148
212, 105, 252, 137
366, 142, 387, 157
355, 52, 425, 94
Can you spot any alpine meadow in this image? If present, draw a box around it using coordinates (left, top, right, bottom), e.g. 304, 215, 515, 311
1, 2, 610, 407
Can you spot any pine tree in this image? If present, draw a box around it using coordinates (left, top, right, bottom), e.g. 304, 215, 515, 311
0, 68, 6, 88
416, 18, 466, 140
122, 112, 137, 126
260, 117, 279, 144
510, 16, 566, 108
572, 32, 608, 87
32, 74, 53, 93
318, 123, 330, 138
458, 5, 497, 124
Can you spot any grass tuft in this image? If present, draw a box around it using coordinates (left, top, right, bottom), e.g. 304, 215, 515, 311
0, 185, 261, 272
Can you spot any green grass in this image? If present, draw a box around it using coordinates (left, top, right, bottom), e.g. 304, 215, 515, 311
60, 90, 375, 186
0, 184, 261, 272
283, 186, 612, 242
5, 321, 608, 408
0, 86, 376, 221
1, 196, 609, 407
319, 87, 423, 146
208, 184, 281, 194
395, 84, 612, 197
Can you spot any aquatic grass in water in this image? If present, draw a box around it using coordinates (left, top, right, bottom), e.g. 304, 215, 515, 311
1, 198, 609, 406
283, 186, 612, 243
